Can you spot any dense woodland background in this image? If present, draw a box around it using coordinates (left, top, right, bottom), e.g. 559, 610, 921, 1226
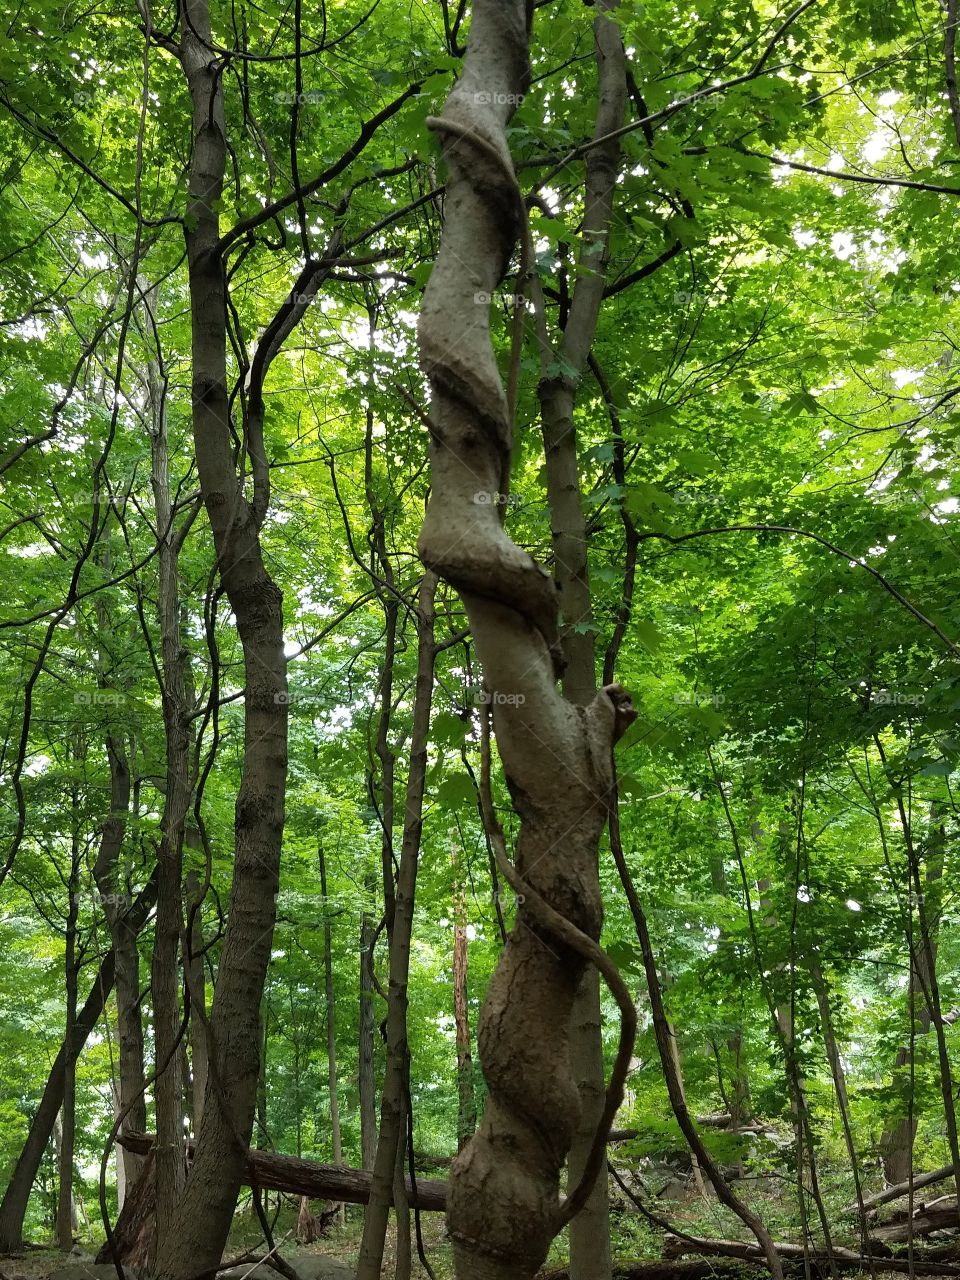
1, 0, 960, 1275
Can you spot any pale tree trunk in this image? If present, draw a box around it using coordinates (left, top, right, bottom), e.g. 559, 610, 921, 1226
151, 0, 289, 1270
185, 862, 208, 1134
417, 9, 635, 1274
90, 536, 145, 1198
451, 837, 477, 1152
659, 981, 706, 1200
318, 844, 344, 1225
530, 5, 627, 1271
147, 309, 193, 1259
809, 958, 873, 1255
885, 794, 960, 1217
0, 874, 158, 1252
707, 853, 751, 1131
356, 574, 439, 1280
879, 813, 943, 1184
57, 847, 80, 1251
95, 738, 145, 1195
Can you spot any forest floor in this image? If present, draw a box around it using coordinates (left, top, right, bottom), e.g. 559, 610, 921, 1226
1, 1184, 928, 1280
300, 1210, 454, 1277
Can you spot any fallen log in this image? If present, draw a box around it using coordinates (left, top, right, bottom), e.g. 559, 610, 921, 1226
116, 1133, 448, 1212
871, 1198, 960, 1245
541, 1263, 765, 1280
694, 1115, 766, 1134
852, 1164, 959, 1214
663, 1231, 960, 1275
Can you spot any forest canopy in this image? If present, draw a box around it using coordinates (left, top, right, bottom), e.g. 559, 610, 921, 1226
1, 0, 959, 1277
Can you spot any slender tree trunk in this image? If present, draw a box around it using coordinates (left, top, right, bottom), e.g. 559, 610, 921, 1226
93, 759, 144, 1195
319, 845, 344, 1224
149, 319, 192, 1260
809, 959, 874, 1263
661, 1001, 706, 1199
358, 299, 394, 1186
707, 853, 751, 1132
57, 867, 79, 1251
879, 824, 942, 1184
452, 842, 477, 1152
185, 862, 208, 1135
91, 543, 145, 1196
356, 574, 438, 1280
359, 894, 378, 1172
0, 873, 157, 1252
530, 7, 627, 1271
417, 10, 636, 1272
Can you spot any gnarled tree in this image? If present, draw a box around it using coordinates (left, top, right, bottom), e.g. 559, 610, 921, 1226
417, 3, 634, 1274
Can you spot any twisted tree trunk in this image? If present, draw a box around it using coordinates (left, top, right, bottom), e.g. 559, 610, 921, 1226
417, 6, 634, 1275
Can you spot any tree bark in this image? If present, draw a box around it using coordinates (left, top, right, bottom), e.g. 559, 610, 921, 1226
151, 2, 290, 1273
318, 845, 343, 1224
149, 346, 190, 1260
853, 1164, 959, 1214
56, 869, 79, 1252
185, 863, 208, 1135
0, 872, 157, 1252
91, 547, 144, 1197
359, 894, 378, 1172
115, 1133, 447, 1211
879, 818, 942, 1185
870, 1197, 960, 1245
417, 7, 635, 1274
356, 574, 438, 1280
530, 6, 627, 1271
663, 1233, 957, 1277
452, 840, 477, 1152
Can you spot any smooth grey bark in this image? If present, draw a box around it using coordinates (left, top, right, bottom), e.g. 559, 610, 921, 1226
185, 863, 208, 1134
416, 5, 635, 1274
356, 574, 438, 1280
91, 543, 145, 1198
93, 733, 145, 1194
148, 333, 190, 1259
